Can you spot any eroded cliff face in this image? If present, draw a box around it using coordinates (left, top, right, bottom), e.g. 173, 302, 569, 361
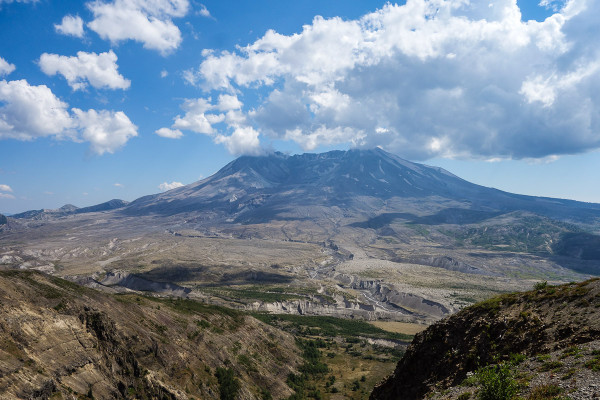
0, 270, 300, 399
371, 279, 600, 400
240, 278, 450, 323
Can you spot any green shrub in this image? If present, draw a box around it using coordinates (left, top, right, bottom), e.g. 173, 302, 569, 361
476, 363, 518, 400
538, 361, 563, 372
260, 388, 273, 400
215, 367, 240, 400
560, 345, 581, 359
527, 384, 562, 399
585, 355, 600, 371
533, 281, 548, 291
509, 353, 527, 365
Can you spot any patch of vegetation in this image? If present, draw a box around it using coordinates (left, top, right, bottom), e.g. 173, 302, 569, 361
237, 354, 257, 373
215, 367, 240, 400
251, 314, 413, 341
196, 319, 210, 328
149, 297, 245, 329
260, 388, 273, 400
53, 301, 67, 312
526, 384, 563, 400
406, 223, 430, 237
539, 361, 563, 372
153, 323, 168, 335
474, 363, 519, 400
561, 368, 576, 380
538, 360, 563, 372
203, 286, 308, 303
469, 293, 519, 316
447, 216, 578, 254
450, 293, 479, 304
585, 354, 600, 371
48, 275, 88, 294
286, 339, 329, 399
509, 353, 527, 365
560, 345, 581, 359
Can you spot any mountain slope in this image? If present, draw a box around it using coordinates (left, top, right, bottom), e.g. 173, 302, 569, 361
75, 199, 129, 214
12, 199, 129, 220
370, 278, 600, 400
0, 270, 300, 399
123, 149, 600, 225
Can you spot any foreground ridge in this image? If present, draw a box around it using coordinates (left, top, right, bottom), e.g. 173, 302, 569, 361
371, 279, 600, 400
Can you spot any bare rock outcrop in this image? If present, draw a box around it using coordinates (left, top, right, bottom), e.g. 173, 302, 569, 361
0, 270, 300, 399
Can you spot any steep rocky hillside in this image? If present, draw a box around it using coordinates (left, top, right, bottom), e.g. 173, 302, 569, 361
0, 270, 300, 399
371, 279, 600, 400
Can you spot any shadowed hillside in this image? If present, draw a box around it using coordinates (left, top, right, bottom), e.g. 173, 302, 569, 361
371, 279, 600, 400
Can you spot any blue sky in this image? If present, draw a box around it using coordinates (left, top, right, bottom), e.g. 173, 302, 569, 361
0, 0, 599, 214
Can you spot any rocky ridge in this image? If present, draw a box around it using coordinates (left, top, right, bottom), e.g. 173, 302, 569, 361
371, 278, 600, 400
0, 270, 300, 399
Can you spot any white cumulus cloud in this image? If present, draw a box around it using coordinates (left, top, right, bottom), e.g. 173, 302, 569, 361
0, 184, 13, 192
39, 50, 130, 91
181, 0, 600, 160
73, 108, 138, 155
0, 79, 137, 154
0, 79, 74, 140
215, 126, 262, 156
87, 0, 189, 55
0, 57, 15, 76
155, 127, 183, 138
158, 181, 184, 191
55, 15, 85, 37
157, 94, 261, 154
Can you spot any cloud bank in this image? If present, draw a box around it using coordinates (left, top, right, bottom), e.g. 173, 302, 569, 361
0, 79, 137, 154
180, 0, 600, 160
